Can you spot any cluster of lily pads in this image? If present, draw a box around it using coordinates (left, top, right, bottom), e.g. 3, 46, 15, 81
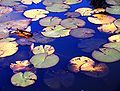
0, 0, 120, 89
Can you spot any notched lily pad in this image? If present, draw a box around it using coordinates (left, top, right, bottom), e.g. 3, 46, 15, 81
92, 48, 120, 62
30, 53, 59, 68
11, 71, 37, 87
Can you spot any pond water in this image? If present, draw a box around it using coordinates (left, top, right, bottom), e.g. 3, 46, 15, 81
0, 0, 120, 91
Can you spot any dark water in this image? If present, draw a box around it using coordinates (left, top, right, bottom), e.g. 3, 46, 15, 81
0, 0, 120, 91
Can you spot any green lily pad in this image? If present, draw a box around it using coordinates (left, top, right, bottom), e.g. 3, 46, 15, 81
103, 42, 120, 51
43, 0, 65, 6
106, 0, 120, 5
70, 28, 95, 38
114, 19, 120, 28
64, 0, 82, 5
92, 48, 120, 62
39, 17, 62, 27
30, 53, 59, 68
106, 6, 120, 15
46, 3, 70, 12
11, 71, 37, 87
41, 25, 71, 38
60, 18, 85, 29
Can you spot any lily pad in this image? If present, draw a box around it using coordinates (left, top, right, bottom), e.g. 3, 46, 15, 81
103, 42, 120, 51
30, 53, 59, 68
23, 9, 49, 21
88, 14, 116, 24
39, 17, 62, 27
43, 0, 65, 6
11, 71, 37, 87
108, 34, 120, 42
41, 25, 71, 38
106, 0, 120, 5
106, 6, 120, 15
0, 0, 21, 6
75, 8, 93, 16
44, 69, 75, 89
68, 56, 95, 73
98, 23, 117, 33
46, 3, 70, 12
92, 48, 120, 62
114, 19, 120, 28
64, 0, 82, 5
0, 6, 13, 17
21, 0, 42, 5
70, 28, 95, 38
0, 41, 18, 58
61, 18, 85, 29
0, 30, 9, 39
13, 5, 28, 12
83, 63, 109, 78
64, 12, 80, 18
32, 45, 55, 55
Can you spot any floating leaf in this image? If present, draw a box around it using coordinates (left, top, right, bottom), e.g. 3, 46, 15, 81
106, 6, 120, 15
46, 4, 70, 12
10, 60, 31, 73
70, 28, 95, 38
0, 0, 21, 6
68, 56, 95, 73
61, 18, 85, 29
88, 14, 116, 24
13, 5, 28, 12
103, 42, 120, 51
83, 63, 109, 78
114, 19, 120, 28
64, 0, 82, 5
64, 12, 80, 18
75, 8, 93, 16
93, 8, 105, 13
92, 48, 120, 62
39, 17, 62, 27
106, 0, 120, 5
43, 0, 65, 6
41, 25, 71, 38
98, 23, 117, 33
0, 30, 9, 39
0, 37, 16, 42
11, 71, 37, 87
33, 32, 55, 43
0, 6, 13, 17
0, 41, 18, 58
44, 69, 75, 89
30, 53, 59, 68
21, 0, 42, 5
78, 38, 107, 53
108, 34, 120, 42
24, 9, 49, 21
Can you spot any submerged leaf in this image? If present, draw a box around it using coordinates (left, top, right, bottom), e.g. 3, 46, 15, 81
70, 28, 95, 38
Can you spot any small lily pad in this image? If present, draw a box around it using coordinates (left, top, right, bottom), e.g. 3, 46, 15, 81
11, 71, 37, 87
64, 12, 80, 18
108, 34, 120, 42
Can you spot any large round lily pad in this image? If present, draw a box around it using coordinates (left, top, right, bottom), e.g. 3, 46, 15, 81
41, 25, 71, 38
0, 41, 18, 58
92, 48, 120, 62
103, 42, 120, 51
106, 6, 120, 15
46, 3, 70, 12
44, 69, 75, 89
61, 18, 85, 29
70, 28, 95, 38
39, 17, 62, 27
11, 71, 37, 87
30, 53, 59, 68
